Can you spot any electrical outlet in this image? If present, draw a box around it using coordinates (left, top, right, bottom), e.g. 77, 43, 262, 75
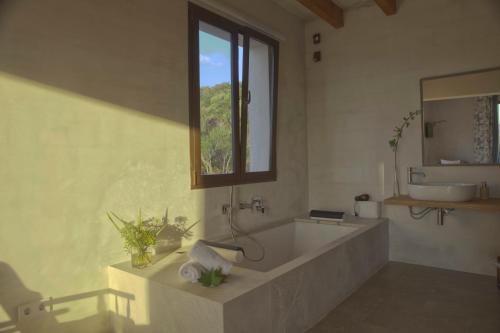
17, 299, 51, 322
313, 51, 322, 63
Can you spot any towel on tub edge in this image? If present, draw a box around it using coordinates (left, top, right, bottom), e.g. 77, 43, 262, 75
187, 240, 233, 275
178, 260, 205, 283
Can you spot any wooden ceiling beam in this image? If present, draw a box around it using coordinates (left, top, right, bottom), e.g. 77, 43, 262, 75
374, 0, 397, 16
297, 0, 344, 29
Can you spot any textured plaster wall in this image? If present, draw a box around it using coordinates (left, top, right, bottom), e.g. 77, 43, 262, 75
0, 0, 307, 332
305, 0, 500, 276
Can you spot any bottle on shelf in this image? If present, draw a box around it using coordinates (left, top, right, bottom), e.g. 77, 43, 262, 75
479, 182, 489, 200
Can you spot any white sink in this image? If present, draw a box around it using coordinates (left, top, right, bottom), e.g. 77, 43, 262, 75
408, 182, 477, 202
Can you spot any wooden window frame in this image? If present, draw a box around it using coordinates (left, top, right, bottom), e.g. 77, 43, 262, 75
188, 3, 279, 189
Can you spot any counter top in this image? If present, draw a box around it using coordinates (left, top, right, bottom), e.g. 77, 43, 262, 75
384, 195, 500, 211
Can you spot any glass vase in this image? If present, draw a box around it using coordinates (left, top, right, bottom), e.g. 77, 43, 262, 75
393, 150, 400, 197
131, 249, 152, 269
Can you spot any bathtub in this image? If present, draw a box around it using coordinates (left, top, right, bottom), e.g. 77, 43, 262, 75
232, 219, 361, 273
108, 217, 388, 333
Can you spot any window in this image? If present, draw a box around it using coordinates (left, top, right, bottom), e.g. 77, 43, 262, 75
188, 3, 279, 189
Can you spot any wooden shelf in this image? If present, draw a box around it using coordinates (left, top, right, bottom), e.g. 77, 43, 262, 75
384, 195, 500, 211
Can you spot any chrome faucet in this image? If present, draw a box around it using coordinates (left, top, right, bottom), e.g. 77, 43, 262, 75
222, 196, 264, 243
239, 196, 266, 214
407, 167, 426, 185
222, 191, 266, 215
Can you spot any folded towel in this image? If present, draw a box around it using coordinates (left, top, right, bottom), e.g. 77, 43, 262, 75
440, 159, 462, 165
188, 240, 233, 275
178, 260, 205, 283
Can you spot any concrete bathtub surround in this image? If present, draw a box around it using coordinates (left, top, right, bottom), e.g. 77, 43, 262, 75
108, 218, 388, 333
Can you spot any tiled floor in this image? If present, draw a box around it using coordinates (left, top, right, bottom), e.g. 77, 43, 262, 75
308, 262, 500, 333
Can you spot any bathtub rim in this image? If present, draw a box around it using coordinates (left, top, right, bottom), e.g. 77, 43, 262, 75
252, 217, 384, 277
227, 218, 363, 274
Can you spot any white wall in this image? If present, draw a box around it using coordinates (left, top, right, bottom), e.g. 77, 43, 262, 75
0, 0, 308, 332
305, 0, 500, 276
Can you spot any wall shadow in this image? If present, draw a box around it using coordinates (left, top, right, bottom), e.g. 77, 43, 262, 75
156, 208, 200, 256
0, 262, 154, 333
0, 0, 188, 124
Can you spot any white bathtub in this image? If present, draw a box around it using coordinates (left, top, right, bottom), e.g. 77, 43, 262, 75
109, 217, 388, 333
232, 220, 359, 272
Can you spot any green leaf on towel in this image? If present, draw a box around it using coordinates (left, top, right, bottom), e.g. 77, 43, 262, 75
198, 268, 227, 287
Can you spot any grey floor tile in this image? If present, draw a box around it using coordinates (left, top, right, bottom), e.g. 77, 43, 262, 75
308, 262, 500, 333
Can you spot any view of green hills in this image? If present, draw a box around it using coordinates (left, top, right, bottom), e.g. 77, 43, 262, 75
200, 83, 233, 175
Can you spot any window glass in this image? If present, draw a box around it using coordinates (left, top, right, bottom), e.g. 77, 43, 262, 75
245, 38, 274, 172
238, 34, 244, 137
199, 22, 234, 175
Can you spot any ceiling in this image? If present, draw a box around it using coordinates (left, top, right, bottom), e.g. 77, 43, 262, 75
272, 0, 374, 21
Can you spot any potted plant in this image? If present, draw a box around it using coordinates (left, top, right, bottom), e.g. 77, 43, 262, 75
107, 210, 166, 268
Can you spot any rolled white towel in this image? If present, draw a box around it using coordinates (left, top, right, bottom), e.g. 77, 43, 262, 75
188, 240, 233, 275
178, 260, 205, 283
209, 246, 244, 264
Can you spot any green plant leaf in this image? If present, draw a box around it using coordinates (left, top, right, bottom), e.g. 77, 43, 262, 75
108, 209, 198, 258
388, 110, 421, 151
211, 268, 226, 287
198, 271, 213, 287
198, 268, 227, 287
108, 210, 166, 254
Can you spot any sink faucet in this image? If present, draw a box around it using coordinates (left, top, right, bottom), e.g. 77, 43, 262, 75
407, 167, 426, 185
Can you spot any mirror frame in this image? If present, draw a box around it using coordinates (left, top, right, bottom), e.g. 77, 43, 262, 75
420, 66, 500, 167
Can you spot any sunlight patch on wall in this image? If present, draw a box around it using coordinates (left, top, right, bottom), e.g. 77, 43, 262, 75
108, 270, 152, 328
0, 70, 207, 331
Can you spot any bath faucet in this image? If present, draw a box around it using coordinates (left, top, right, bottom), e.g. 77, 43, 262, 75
239, 196, 266, 214
407, 167, 426, 185
222, 190, 266, 215
222, 186, 235, 216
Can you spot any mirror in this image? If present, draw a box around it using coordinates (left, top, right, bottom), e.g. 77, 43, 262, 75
421, 68, 500, 166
